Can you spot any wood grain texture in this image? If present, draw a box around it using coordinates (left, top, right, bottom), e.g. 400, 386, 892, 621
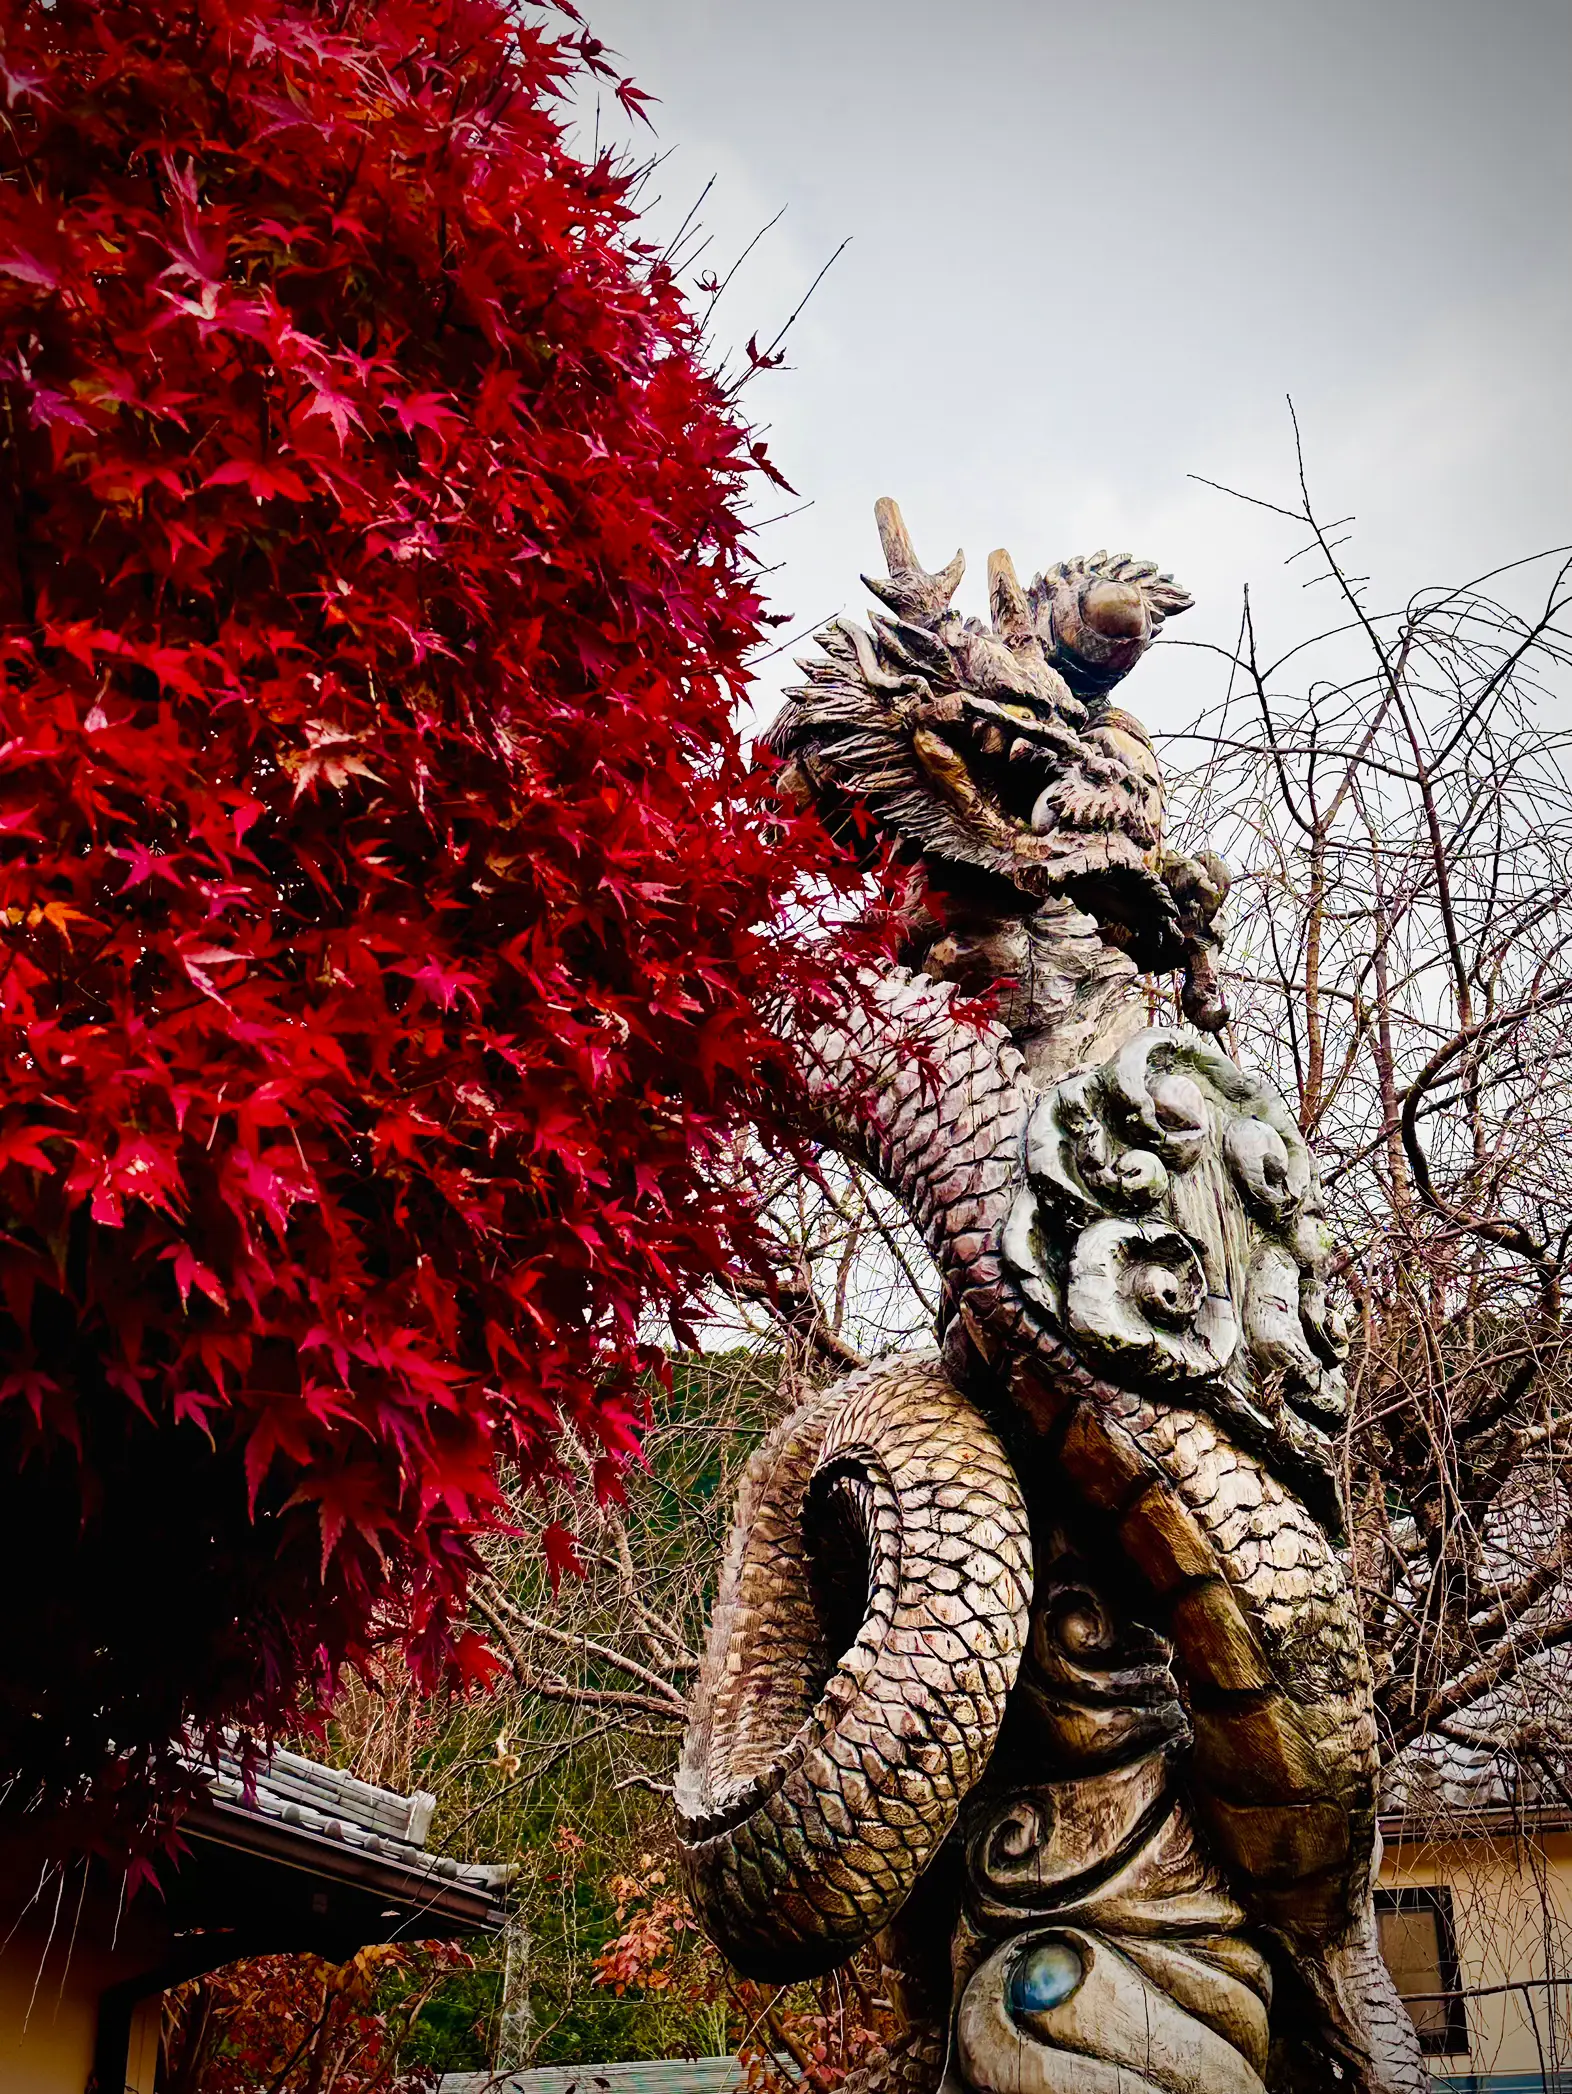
679, 503, 1426, 2094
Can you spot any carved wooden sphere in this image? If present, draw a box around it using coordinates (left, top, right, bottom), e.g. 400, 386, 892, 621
1081, 577, 1149, 640
1010, 1936, 1087, 2017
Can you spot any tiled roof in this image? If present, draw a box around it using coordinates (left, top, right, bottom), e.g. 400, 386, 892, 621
194, 1742, 511, 1904
1382, 1731, 1526, 1820
443, 2065, 741, 2093
1379, 1646, 1572, 1831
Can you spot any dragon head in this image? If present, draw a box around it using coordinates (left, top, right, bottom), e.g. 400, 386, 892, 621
766, 498, 1223, 1011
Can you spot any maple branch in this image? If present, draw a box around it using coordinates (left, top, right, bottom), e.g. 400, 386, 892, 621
726, 1269, 867, 1374
1399, 984, 1572, 1280
477, 1579, 691, 1710
470, 1586, 686, 1721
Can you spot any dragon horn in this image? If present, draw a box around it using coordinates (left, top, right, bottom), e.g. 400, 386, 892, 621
987, 547, 1034, 646
862, 496, 965, 626
874, 495, 918, 574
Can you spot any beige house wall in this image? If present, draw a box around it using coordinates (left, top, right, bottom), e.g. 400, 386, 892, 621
0, 1941, 167, 2094
0, 1862, 168, 2094
0, 1912, 115, 2094
1381, 1822, 1572, 2082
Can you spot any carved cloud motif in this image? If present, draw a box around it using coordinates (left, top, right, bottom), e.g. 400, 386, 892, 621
1002, 1027, 1350, 1443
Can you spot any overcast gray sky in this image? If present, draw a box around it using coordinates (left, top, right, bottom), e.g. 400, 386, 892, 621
583, 0, 1571, 730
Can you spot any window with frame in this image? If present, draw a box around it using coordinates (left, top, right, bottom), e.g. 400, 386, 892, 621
1375, 1885, 1469, 2056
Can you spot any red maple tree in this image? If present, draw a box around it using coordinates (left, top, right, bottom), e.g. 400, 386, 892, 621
0, 0, 845, 1833
160, 1941, 468, 2094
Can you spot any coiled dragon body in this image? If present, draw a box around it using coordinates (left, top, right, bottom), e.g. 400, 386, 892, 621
676, 503, 1426, 2094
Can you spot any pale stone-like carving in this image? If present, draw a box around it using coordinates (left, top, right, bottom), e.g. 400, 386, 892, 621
1003, 1028, 1351, 1518
676, 503, 1425, 2094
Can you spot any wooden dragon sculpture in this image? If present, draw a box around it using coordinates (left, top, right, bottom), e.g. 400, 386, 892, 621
674, 501, 1426, 2094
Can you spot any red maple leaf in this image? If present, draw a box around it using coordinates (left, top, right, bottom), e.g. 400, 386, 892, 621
542, 1520, 585, 1595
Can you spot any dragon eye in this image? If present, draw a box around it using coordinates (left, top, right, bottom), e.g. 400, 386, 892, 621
1008, 1935, 1085, 2019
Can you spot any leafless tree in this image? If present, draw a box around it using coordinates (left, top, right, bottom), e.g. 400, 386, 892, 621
1166, 432, 1572, 1785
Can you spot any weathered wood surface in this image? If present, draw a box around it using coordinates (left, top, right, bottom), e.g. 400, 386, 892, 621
677, 503, 1426, 2094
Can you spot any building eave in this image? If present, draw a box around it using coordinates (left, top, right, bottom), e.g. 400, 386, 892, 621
180, 1791, 508, 1935
1379, 1806, 1572, 1846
